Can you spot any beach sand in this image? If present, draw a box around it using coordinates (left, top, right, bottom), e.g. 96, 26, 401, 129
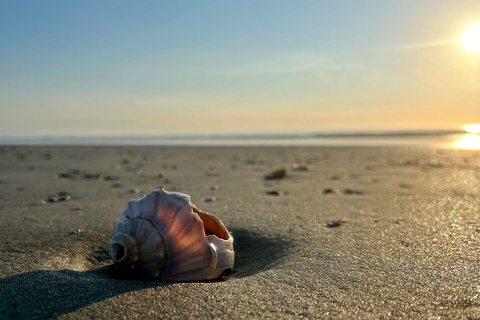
0, 145, 479, 319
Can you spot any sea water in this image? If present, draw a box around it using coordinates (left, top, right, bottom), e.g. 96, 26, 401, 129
0, 131, 476, 149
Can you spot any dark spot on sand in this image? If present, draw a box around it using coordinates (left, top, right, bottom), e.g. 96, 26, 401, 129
266, 190, 281, 196
42, 152, 53, 160
104, 175, 119, 181
83, 173, 101, 180
399, 183, 412, 188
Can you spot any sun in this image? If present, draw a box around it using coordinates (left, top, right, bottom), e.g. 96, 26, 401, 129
461, 24, 480, 52
464, 124, 480, 133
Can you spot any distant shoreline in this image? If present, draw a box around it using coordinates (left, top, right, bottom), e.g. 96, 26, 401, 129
0, 129, 468, 147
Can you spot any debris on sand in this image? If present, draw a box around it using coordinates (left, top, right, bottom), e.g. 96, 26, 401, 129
326, 219, 346, 228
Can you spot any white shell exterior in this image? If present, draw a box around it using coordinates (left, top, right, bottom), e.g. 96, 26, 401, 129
109, 189, 234, 281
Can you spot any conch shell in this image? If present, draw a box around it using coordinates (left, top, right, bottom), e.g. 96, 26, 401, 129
109, 189, 234, 281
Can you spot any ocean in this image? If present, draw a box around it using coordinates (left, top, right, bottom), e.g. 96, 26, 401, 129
0, 130, 477, 149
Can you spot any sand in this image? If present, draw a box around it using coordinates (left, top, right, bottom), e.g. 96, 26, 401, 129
0, 145, 479, 319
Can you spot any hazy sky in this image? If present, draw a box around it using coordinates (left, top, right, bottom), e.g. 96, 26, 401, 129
1, 1, 479, 136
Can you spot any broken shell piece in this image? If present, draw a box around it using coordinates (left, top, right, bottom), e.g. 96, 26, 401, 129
291, 163, 311, 171
109, 189, 234, 281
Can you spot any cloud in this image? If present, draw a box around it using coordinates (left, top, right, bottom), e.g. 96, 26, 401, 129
210, 52, 358, 77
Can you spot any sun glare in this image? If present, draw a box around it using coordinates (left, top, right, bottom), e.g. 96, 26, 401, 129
464, 124, 480, 133
455, 134, 480, 149
461, 24, 480, 52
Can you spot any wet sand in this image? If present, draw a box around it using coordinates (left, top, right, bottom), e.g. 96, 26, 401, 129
0, 145, 479, 319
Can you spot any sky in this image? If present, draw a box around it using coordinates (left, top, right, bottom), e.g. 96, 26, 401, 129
1, 1, 479, 136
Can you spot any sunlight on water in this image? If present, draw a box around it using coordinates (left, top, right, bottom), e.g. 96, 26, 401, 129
455, 134, 480, 149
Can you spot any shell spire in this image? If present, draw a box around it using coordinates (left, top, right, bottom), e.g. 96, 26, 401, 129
109, 189, 234, 281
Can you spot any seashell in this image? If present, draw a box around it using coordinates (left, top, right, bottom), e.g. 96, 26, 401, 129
109, 189, 234, 281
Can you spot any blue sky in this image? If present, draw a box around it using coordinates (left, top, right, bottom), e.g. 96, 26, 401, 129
1, 1, 479, 135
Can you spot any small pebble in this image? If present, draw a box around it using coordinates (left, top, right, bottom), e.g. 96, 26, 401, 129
58, 195, 71, 202
343, 188, 363, 195
326, 220, 345, 228
129, 188, 140, 194
206, 171, 217, 177
210, 185, 219, 191
72, 206, 85, 211
48, 195, 59, 202
323, 188, 337, 194
203, 197, 217, 202
69, 229, 82, 235
38, 200, 47, 205
265, 168, 286, 180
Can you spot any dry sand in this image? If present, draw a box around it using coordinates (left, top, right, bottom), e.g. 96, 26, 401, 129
0, 145, 479, 319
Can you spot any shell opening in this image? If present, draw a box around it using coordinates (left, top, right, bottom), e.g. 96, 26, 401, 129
193, 205, 230, 240
111, 243, 126, 262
